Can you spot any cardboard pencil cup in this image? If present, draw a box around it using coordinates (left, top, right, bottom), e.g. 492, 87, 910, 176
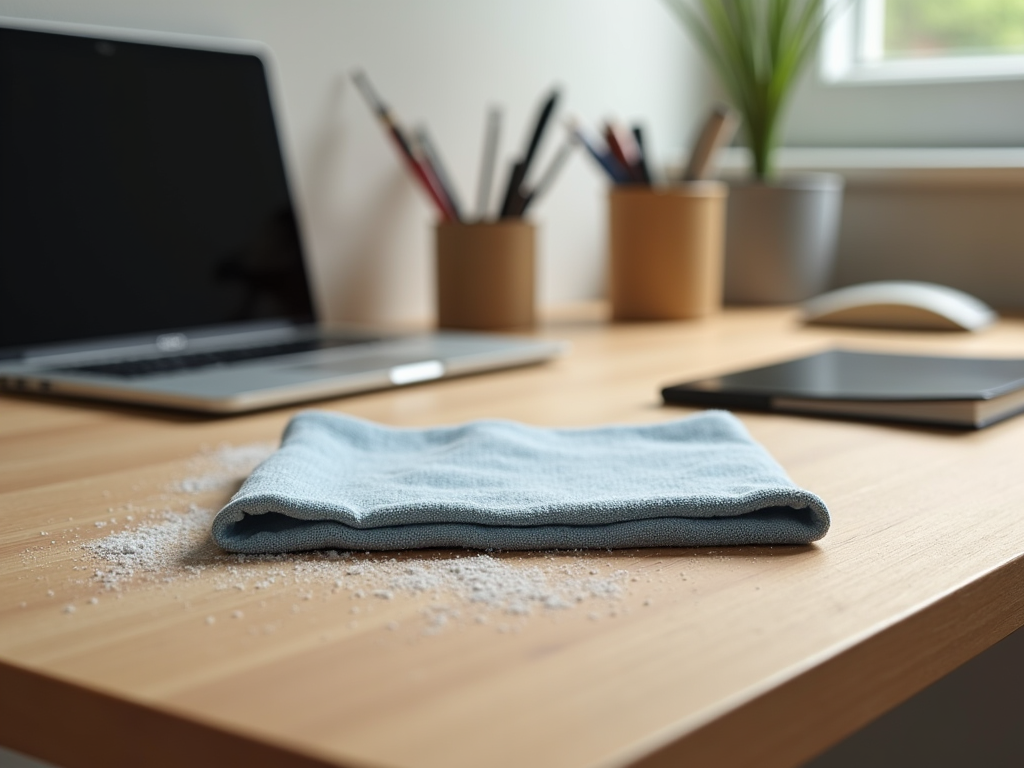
435, 221, 536, 331
609, 182, 727, 321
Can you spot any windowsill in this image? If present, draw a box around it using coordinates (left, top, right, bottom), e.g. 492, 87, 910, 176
821, 57, 1024, 87
715, 147, 1024, 186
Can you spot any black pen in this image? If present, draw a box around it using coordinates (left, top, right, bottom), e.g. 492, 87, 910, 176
500, 88, 560, 218
520, 89, 559, 176
498, 159, 526, 219
631, 125, 652, 185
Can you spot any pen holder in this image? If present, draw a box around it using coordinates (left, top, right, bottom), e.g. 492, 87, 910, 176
435, 221, 536, 331
608, 182, 727, 321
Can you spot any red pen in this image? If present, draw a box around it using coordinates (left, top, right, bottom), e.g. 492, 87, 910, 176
410, 132, 460, 221
603, 122, 643, 183
352, 70, 456, 221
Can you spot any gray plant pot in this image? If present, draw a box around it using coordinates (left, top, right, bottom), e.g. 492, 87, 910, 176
724, 173, 844, 304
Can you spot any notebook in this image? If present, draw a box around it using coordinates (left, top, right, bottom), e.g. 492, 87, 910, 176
662, 349, 1024, 429
0, 18, 562, 413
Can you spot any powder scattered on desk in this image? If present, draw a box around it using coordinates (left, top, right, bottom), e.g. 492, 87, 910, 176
85, 504, 216, 590
80, 438, 634, 633
84, 504, 628, 619
171, 442, 276, 494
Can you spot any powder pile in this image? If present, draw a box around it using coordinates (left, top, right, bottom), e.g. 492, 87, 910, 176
78, 443, 633, 630
84, 506, 628, 616
171, 442, 276, 494
85, 504, 218, 591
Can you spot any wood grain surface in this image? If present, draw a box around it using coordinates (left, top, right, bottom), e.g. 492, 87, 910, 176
2, 306, 1024, 768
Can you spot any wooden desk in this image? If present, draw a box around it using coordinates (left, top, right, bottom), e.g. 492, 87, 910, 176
2, 307, 1024, 768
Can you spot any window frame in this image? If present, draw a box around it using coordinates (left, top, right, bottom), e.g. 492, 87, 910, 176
822, 0, 1024, 86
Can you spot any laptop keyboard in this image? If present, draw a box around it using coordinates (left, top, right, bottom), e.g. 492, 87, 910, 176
59, 337, 378, 378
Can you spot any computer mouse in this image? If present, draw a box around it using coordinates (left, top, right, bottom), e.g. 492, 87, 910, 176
801, 281, 997, 331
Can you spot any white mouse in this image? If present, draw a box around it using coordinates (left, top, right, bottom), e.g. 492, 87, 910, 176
801, 281, 997, 331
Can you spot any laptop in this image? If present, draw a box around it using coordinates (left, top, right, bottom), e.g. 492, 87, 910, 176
0, 18, 563, 413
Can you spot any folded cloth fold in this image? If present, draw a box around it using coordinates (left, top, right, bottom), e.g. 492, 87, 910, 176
212, 410, 829, 553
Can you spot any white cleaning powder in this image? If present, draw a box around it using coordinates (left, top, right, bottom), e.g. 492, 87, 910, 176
77, 442, 632, 631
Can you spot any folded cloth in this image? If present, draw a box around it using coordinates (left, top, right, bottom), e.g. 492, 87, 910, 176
212, 410, 829, 553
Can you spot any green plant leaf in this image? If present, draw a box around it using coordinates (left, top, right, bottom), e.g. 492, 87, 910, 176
665, 0, 838, 181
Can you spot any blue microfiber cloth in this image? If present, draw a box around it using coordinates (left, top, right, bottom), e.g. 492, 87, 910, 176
212, 410, 829, 553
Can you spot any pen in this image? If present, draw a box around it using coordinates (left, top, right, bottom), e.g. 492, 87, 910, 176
500, 88, 560, 218
683, 103, 738, 182
565, 119, 630, 184
409, 132, 460, 223
414, 126, 463, 222
519, 89, 559, 176
603, 121, 643, 184
351, 70, 455, 221
631, 124, 652, 184
497, 159, 526, 219
476, 107, 501, 220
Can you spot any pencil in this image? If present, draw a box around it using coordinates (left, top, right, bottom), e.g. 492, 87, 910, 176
683, 104, 738, 182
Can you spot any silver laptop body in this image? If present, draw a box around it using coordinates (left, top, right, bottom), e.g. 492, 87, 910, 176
0, 17, 562, 413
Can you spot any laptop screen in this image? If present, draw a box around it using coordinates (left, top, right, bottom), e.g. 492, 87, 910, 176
0, 25, 316, 353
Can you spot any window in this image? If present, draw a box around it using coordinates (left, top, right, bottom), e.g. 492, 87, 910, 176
780, 0, 1024, 147
823, 0, 1024, 84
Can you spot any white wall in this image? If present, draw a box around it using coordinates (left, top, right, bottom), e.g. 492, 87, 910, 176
0, 0, 708, 324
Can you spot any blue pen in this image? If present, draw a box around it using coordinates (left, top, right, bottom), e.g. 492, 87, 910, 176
565, 120, 631, 184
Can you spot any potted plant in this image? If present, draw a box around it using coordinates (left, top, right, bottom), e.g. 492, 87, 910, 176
665, 0, 844, 303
